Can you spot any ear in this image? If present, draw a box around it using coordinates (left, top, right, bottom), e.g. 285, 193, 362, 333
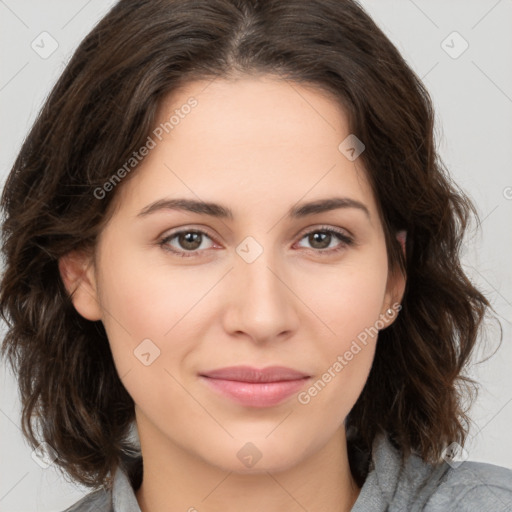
380, 230, 407, 328
396, 230, 406, 257
58, 250, 102, 321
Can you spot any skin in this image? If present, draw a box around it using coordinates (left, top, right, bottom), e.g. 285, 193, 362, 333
60, 74, 406, 512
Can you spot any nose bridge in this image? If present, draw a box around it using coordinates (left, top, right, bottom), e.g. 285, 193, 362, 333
225, 232, 297, 340
236, 233, 285, 303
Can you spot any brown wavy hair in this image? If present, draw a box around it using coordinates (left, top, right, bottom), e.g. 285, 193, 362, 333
0, 0, 500, 491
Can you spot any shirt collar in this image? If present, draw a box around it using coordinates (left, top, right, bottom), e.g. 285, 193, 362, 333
112, 461, 142, 512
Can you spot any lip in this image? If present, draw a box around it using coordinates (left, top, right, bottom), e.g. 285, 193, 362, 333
199, 365, 311, 408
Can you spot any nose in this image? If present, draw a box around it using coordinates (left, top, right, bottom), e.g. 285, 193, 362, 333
221, 243, 299, 345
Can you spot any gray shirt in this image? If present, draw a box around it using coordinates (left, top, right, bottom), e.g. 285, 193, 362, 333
63, 433, 512, 511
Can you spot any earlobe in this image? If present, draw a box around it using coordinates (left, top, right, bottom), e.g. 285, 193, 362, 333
396, 230, 406, 257
58, 250, 102, 321
380, 276, 405, 329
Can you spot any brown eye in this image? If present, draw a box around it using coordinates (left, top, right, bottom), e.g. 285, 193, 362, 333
307, 231, 332, 250
176, 231, 203, 251
160, 230, 215, 257
159, 226, 354, 258
296, 227, 353, 255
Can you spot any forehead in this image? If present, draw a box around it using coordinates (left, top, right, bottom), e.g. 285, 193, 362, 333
111, 75, 379, 226
157, 74, 350, 151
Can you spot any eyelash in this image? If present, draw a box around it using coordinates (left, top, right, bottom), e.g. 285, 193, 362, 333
158, 226, 354, 258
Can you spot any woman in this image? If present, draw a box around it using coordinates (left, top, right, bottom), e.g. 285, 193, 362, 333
1, 0, 511, 511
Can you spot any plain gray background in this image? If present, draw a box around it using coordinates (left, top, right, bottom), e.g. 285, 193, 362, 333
1, 0, 511, 510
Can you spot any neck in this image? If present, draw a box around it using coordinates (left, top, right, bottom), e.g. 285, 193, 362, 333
134, 415, 361, 512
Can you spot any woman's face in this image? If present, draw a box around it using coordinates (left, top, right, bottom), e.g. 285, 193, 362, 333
63, 75, 404, 474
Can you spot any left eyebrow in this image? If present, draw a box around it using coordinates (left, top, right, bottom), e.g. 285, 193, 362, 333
136, 197, 371, 221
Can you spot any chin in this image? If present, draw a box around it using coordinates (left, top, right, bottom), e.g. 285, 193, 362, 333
195, 433, 317, 475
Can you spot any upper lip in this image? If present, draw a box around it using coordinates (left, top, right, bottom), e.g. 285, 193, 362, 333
200, 365, 310, 383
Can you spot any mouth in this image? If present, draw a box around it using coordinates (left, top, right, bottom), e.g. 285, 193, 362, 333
199, 365, 311, 408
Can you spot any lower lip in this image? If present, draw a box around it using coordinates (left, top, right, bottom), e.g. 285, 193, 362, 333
200, 376, 310, 407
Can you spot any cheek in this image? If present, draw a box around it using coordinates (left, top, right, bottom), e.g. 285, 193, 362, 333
93, 245, 174, 372
296, 288, 382, 429
95, 258, 201, 422
296, 253, 388, 407
305, 250, 389, 339
95, 243, 220, 390
97, 243, 203, 337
